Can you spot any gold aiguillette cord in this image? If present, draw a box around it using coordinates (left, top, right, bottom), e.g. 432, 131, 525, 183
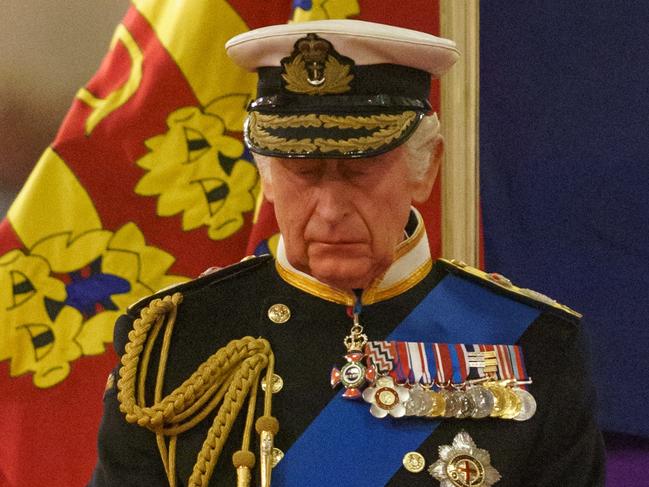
117, 292, 278, 487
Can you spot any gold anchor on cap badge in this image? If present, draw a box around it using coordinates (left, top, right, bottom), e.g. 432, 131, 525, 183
281, 33, 354, 95
298, 34, 329, 86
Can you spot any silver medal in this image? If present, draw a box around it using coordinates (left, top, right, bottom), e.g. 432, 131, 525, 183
467, 385, 496, 419
440, 389, 461, 418
405, 384, 434, 416
512, 388, 537, 421
452, 390, 475, 419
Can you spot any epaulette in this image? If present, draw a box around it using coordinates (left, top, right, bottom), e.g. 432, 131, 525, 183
437, 258, 582, 321
126, 254, 272, 315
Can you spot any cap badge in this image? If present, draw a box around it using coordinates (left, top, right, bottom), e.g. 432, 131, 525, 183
428, 431, 502, 487
281, 33, 354, 95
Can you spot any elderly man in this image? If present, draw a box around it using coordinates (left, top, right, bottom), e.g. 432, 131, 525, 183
90, 20, 604, 487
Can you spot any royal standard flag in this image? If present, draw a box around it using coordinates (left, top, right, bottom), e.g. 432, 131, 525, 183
0, 1, 443, 485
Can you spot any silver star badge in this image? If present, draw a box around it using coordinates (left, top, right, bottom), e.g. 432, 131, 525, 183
428, 431, 501, 486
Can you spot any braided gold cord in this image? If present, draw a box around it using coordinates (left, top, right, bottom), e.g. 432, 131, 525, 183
117, 292, 276, 487
188, 354, 268, 486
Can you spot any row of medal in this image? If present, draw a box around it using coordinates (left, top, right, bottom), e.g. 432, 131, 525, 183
332, 339, 537, 421
362, 376, 536, 421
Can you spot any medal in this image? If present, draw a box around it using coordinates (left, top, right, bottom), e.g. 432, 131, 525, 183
330, 351, 375, 399
466, 384, 495, 419
452, 390, 475, 419
405, 383, 434, 416
331, 298, 376, 399
440, 388, 461, 418
499, 385, 522, 420
512, 388, 537, 421
362, 375, 410, 418
355, 337, 536, 422
426, 390, 447, 417
485, 381, 510, 418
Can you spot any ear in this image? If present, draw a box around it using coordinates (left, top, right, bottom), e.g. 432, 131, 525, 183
411, 135, 443, 203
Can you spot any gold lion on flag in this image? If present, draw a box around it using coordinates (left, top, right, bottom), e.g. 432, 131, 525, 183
135, 96, 260, 240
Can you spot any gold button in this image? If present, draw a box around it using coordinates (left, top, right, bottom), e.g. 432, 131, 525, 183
402, 451, 425, 473
261, 374, 284, 394
268, 303, 291, 324
271, 447, 284, 468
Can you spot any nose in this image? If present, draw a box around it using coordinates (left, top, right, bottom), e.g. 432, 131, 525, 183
313, 179, 350, 224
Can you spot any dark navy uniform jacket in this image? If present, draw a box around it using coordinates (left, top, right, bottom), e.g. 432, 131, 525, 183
90, 229, 604, 486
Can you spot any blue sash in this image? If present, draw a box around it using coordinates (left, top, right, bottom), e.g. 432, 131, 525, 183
273, 273, 540, 486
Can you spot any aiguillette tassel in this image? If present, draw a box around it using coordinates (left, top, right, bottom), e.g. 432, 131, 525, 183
255, 416, 279, 487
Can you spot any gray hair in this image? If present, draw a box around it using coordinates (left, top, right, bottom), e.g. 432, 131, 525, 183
255, 153, 272, 184
404, 113, 441, 181
254, 113, 441, 183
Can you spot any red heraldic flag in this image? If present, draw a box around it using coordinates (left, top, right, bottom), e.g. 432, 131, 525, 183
0, 1, 440, 485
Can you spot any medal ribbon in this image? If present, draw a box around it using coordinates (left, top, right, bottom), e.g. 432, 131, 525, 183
273, 273, 541, 486
364, 341, 529, 386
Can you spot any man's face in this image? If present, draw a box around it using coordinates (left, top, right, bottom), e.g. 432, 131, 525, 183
261, 145, 437, 291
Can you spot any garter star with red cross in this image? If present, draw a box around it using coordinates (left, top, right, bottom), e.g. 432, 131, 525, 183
428, 431, 501, 486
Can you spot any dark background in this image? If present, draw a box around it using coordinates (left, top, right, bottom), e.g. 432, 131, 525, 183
480, 0, 649, 442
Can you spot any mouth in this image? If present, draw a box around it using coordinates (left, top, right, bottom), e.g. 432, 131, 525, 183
308, 241, 370, 254
308, 236, 369, 244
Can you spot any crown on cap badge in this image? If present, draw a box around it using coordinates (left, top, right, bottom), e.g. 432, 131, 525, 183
281, 33, 354, 95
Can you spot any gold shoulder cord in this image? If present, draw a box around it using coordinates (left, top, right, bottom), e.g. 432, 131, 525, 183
117, 293, 278, 487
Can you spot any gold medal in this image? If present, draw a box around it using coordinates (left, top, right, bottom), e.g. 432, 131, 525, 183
426, 390, 446, 417
499, 386, 522, 419
485, 381, 509, 418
